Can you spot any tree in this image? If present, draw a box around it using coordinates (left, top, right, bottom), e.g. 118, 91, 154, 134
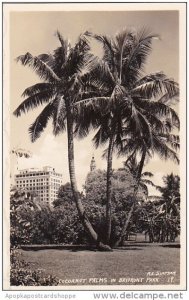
157, 173, 180, 242
131, 174, 180, 243
114, 123, 179, 246
84, 168, 146, 245
112, 157, 159, 245
10, 186, 89, 246
124, 155, 158, 198
10, 187, 42, 247
76, 28, 179, 245
53, 182, 76, 208
13, 32, 111, 250
159, 174, 180, 209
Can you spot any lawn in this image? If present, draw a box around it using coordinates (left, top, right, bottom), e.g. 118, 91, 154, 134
20, 243, 180, 286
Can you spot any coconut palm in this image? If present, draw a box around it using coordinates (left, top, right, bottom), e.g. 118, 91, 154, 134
124, 154, 159, 199
156, 173, 180, 241
75, 28, 179, 244
13, 31, 112, 250
138, 187, 180, 243
113, 120, 179, 246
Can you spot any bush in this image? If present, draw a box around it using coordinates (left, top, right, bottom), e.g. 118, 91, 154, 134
10, 249, 59, 286
10, 187, 88, 246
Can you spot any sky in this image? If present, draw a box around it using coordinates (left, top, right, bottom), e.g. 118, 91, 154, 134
9, 9, 180, 194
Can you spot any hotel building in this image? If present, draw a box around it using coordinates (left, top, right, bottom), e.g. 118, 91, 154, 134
15, 166, 63, 206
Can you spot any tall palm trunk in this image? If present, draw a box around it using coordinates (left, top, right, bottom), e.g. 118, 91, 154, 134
106, 131, 114, 244
114, 150, 146, 247
66, 101, 112, 251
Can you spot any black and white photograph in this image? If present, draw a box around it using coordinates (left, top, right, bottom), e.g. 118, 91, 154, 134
2, 2, 187, 291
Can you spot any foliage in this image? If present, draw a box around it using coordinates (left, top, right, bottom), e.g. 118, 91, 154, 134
11, 168, 146, 247
13, 30, 111, 249
13, 28, 180, 248
159, 173, 180, 209
10, 171, 180, 247
10, 249, 59, 286
133, 175, 180, 243
10, 187, 87, 246
10, 187, 41, 246
53, 182, 83, 208
84, 168, 146, 245
75, 28, 179, 244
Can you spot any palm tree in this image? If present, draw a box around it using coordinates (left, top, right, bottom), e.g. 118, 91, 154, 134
75, 28, 179, 245
113, 120, 179, 246
13, 31, 112, 251
124, 154, 159, 199
156, 173, 180, 242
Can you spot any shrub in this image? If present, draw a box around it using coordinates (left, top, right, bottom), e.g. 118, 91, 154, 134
10, 187, 87, 246
10, 249, 59, 286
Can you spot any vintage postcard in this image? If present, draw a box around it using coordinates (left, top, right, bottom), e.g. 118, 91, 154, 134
2, 2, 187, 291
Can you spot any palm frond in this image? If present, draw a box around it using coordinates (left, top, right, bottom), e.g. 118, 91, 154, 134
22, 83, 53, 98
133, 98, 180, 129
28, 102, 54, 142
37, 53, 51, 63
84, 55, 115, 88
74, 101, 104, 140
141, 179, 157, 187
123, 28, 159, 83
65, 33, 91, 77
132, 72, 179, 99
88, 32, 115, 72
158, 90, 179, 105
74, 96, 111, 111
16, 52, 61, 82
117, 136, 142, 157
152, 133, 179, 164
92, 125, 110, 148
13, 90, 55, 117
142, 171, 154, 178
157, 133, 180, 151
56, 30, 69, 61
48, 31, 71, 77
114, 28, 135, 81
153, 103, 180, 129
144, 111, 170, 133
129, 105, 153, 148
114, 28, 134, 50
52, 96, 67, 135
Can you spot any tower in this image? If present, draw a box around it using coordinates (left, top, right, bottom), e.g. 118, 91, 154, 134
90, 156, 96, 172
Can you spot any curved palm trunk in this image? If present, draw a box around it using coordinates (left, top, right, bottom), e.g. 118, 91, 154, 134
106, 132, 114, 244
114, 203, 135, 247
66, 102, 112, 251
113, 150, 146, 247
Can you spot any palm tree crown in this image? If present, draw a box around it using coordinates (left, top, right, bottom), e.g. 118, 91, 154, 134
74, 28, 179, 245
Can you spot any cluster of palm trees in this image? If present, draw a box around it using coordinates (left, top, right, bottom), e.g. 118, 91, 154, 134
136, 174, 180, 244
13, 28, 179, 250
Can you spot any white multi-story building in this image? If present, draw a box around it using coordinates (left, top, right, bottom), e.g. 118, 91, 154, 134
15, 166, 63, 206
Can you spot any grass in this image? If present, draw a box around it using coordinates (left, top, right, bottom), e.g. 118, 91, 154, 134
19, 243, 180, 286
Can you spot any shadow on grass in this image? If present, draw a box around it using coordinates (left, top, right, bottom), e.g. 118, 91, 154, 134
114, 247, 142, 251
21, 242, 180, 252
161, 244, 180, 248
70, 248, 98, 252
